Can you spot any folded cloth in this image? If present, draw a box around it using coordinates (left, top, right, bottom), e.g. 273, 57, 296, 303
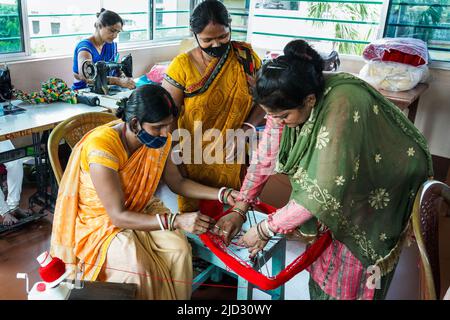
13, 78, 77, 104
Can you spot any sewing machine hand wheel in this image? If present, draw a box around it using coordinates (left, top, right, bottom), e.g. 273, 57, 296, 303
81, 60, 97, 80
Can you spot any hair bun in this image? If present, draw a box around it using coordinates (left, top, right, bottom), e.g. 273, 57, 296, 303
283, 39, 324, 74
283, 40, 312, 61
96, 8, 106, 18
115, 97, 128, 120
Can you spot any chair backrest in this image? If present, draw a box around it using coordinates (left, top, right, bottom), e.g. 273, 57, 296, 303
48, 111, 117, 185
413, 180, 450, 299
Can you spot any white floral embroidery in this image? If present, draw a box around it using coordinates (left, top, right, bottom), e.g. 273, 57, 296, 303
324, 87, 332, 96
315, 126, 330, 150
375, 154, 382, 163
352, 157, 360, 180
300, 121, 314, 136
353, 111, 360, 123
293, 166, 380, 262
407, 147, 415, 157
335, 176, 345, 186
373, 105, 379, 115
369, 188, 390, 210
379, 233, 387, 241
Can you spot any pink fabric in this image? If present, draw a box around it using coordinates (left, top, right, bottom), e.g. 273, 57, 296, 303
267, 200, 313, 234
237, 116, 375, 300
236, 115, 283, 204
307, 240, 375, 300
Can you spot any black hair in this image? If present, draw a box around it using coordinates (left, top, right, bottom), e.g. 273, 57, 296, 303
254, 39, 325, 110
95, 8, 123, 29
115, 84, 178, 124
190, 0, 231, 34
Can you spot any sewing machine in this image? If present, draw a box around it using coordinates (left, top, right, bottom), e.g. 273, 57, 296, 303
81, 54, 133, 96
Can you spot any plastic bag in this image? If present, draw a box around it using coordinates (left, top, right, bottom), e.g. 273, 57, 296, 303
363, 37, 429, 66
359, 61, 429, 92
145, 64, 169, 84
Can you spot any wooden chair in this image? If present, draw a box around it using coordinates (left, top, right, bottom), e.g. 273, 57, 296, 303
413, 180, 450, 299
48, 112, 117, 185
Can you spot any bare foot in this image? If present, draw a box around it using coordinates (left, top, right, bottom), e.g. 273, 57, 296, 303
11, 208, 33, 219
1, 212, 19, 226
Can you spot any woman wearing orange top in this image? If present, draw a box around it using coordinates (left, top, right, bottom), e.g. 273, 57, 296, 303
50, 84, 237, 299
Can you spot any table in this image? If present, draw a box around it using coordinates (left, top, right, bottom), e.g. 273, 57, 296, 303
77, 87, 133, 113
0, 101, 107, 142
0, 101, 108, 232
350, 73, 429, 124
68, 281, 137, 300
187, 210, 286, 300
378, 83, 429, 123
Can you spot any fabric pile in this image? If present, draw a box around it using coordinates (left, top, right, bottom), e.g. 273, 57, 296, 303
14, 78, 77, 104
359, 38, 430, 91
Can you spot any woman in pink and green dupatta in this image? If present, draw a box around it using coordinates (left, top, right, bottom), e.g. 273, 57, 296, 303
213, 40, 432, 299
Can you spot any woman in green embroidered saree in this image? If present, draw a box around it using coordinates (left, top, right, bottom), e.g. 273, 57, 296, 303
213, 40, 432, 299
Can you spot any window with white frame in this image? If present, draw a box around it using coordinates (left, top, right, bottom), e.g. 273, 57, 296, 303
154, 0, 191, 40
248, 0, 383, 55
0, 0, 24, 55
1, 0, 448, 65
224, 0, 251, 41
0, 0, 200, 58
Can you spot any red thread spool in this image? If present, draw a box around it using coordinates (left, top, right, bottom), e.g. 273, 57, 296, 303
38, 256, 66, 283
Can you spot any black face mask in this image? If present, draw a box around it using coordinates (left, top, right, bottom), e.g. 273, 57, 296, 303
194, 34, 230, 58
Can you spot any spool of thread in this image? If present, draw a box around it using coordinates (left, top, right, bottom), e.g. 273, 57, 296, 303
77, 95, 100, 106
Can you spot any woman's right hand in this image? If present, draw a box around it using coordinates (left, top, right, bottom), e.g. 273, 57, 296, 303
212, 211, 246, 246
174, 211, 215, 235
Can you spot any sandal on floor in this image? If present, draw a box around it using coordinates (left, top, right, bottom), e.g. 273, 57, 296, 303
11, 208, 34, 219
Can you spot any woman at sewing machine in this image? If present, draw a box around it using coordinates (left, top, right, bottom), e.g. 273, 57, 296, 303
72, 8, 135, 91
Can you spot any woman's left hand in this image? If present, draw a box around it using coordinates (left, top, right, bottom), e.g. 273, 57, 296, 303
237, 226, 269, 259
225, 189, 240, 206
119, 77, 136, 90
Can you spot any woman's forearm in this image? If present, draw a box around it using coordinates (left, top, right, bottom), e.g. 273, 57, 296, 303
172, 178, 218, 202
110, 209, 165, 231
267, 200, 313, 234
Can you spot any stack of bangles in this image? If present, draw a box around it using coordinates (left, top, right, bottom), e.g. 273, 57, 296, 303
230, 207, 247, 222
256, 219, 275, 241
218, 187, 234, 205
156, 212, 179, 231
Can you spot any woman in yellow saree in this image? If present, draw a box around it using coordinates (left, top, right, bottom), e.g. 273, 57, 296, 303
50, 84, 236, 300
162, 0, 264, 213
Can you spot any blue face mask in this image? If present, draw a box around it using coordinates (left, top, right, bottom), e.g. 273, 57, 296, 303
136, 128, 167, 149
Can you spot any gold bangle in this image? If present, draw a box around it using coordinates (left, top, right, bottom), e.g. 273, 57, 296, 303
231, 207, 247, 222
